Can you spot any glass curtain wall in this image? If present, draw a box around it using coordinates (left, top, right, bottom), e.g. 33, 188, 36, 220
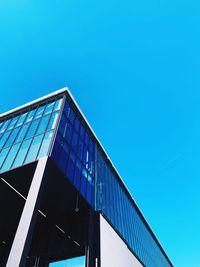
51, 98, 95, 206
96, 148, 172, 267
0, 97, 63, 173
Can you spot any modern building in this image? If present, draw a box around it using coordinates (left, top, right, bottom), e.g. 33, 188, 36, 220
0, 88, 173, 267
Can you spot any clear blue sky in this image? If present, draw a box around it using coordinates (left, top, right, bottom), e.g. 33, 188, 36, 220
0, 1, 199, 266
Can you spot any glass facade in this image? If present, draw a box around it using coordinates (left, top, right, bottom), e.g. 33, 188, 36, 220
50, 95, 172, 267
51, 98, 95, 206
0, 97, 62, 173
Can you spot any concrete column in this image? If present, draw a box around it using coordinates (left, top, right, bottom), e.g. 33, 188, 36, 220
6, 156, 48, 267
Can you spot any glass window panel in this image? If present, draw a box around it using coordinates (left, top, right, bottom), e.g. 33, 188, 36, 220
5, 127, 20, 147
15, 123, 30, 143
77, 139, 84, 161
80, 167, 87, 196
25, 119, 40, 139
54, 98, 62, 111
66, 123, 73, 143
36, 115, 50, 134
66, 151, 75, 182
0, 119, 11, 133
16, 112, 28, 127
86, 182, 93, 204
89, 138, 94, 154
72, 131, 78, 152
47, 112, 59, 131
0, 147, 10, 168
35, 105, 45, 119
24, 134, 43, 164
7, 116, 19, 130
25, 109, 36, 123
68, 109, 75, 125
12, 139, 32, 168
58, 142, 70, 172
74, 117, 80, 132
80, 125, 85, 140
63, 101, 70, 117
1, 143, 21, 172
0, 121, 3, 130
74, 159, 81, 190
85, 131, 89, 146
44, 102, 54, 115
38, 131, 54, 158
0, 131, 10, 149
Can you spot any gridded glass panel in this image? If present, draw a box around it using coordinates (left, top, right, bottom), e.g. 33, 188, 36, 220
51, 99, 95, 206
96, 148, 172, 267
0, 96, 63, 173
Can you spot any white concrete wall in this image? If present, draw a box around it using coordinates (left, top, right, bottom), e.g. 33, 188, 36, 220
100, 215, 143, 267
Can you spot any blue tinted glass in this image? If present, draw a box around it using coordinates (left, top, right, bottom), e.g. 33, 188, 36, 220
74, 159, 81, 190
66, 151, 75, 182
0, 131, 10, 149
24, 134, 43, 163
47, 112, 59, 131
15, 123, 30, 143
59, 142, 69, 172
25, 119, 40, 139
77, 139, 84, 161
12, 139, 32, 168
16, 112, 28, 127
1, 143, 21, 172
80, 125, 85, 140
68, 109, 75, 125
38, 131, 54, 158
0, 119, 11, 133
35, 105, 45, 119
84, 131, 89, 146
0, 122, 3, 130
25, 109, 36, 123
74, 117, 80, 132
44, 102, 54, 115
0, 147, 10, 168
36, 115, 50, 134
80, 167, 87, 196
7, 116, 19, 130
54, 99, 62, 111
66, 123, 73, 143
63, 101, 70, 117
72, 131, 78, 151
5, 127, 20, 147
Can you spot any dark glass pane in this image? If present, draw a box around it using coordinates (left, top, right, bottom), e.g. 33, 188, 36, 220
80, 125, 85, 140
66, 151, 75, 182
74, 117, 80, 132
66, 123, 73, 144
68, 109, 75, 125
77, 139, 84, 161
74, 159, 81, 190
63, 101, 70, 117
72, 131, 78, 152
80, 167, 87, 197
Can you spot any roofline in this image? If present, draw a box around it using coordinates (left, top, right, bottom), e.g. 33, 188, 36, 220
0, 87, 173, 266
0, 87, 68, 119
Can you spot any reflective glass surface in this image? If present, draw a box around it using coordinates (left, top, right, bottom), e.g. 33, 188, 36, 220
51, 99, 95, 206
0, 98, 63, 173
49, 256, 85, 267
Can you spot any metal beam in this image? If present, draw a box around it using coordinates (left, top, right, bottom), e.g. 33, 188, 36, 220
6, 156, 48, 267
